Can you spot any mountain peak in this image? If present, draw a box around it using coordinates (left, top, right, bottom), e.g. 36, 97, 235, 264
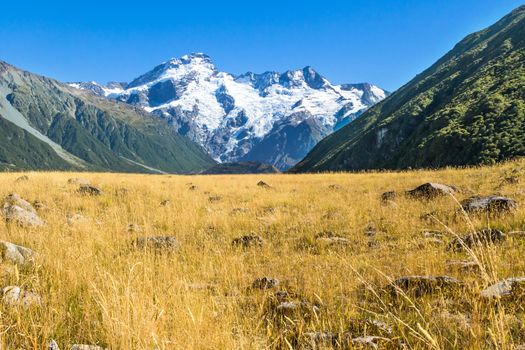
70, 54, 387, 170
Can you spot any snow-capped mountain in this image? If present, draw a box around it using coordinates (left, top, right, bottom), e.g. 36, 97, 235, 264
70, 53, 387, 170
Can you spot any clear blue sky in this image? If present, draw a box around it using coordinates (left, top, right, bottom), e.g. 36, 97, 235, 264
0, 0, 523, 91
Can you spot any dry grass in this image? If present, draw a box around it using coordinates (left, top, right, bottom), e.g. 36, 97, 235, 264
1, 160, 525, 349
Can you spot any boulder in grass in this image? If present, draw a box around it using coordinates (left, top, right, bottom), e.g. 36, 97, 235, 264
257, 181, 271, 189
481, 278, 525, 299
388, 275, 461, 297
77, 185, 102, 196
380, 191, 396, 203
448, 229, 506, 251
406, 183, 455, 199
2, 286, 41, 307
0, 241, 34, 266
4, 194, 36, 213
133, 236, 178, 251
2, 203, 44, 227
48, 339, 60, 350
461, 195, 517, 215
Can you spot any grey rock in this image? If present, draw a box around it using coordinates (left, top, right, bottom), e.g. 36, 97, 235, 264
2, 286, 41, 307
448, 229, 506, 251
406, 183, 455, 199
380, 191, 396, 202
77, 185, 102, 196
48, 339, 60, 350
2, 203, 44, 227
0, 241, 34, 266
461, 195, 517, 214
4, 193, 36, 213
257, 181, 271, 188
481, 278, 525, 298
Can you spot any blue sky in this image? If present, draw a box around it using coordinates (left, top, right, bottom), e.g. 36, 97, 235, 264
0, 0, 523, 91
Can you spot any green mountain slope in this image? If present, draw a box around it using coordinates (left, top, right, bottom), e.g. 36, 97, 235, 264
292, 5, 525, 173
0, 61, 215, 173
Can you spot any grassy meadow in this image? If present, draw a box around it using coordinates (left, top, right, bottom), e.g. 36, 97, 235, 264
1, 160, 525, 349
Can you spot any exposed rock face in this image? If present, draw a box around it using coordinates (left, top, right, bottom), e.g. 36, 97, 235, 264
406, 183, 455, 199
461, 195, 517, 214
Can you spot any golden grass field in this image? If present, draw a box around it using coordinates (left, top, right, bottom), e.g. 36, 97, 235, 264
1, 160, 525, 349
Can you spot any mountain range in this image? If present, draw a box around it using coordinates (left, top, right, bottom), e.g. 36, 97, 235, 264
0, 61, 214, 173
292, 5, 525, 173
70, 54, 387, 170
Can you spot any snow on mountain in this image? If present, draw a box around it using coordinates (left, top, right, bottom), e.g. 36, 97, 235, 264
69, 53, 387, 170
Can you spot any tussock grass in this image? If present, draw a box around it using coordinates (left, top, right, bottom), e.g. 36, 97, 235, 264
1, 160, 525, 349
